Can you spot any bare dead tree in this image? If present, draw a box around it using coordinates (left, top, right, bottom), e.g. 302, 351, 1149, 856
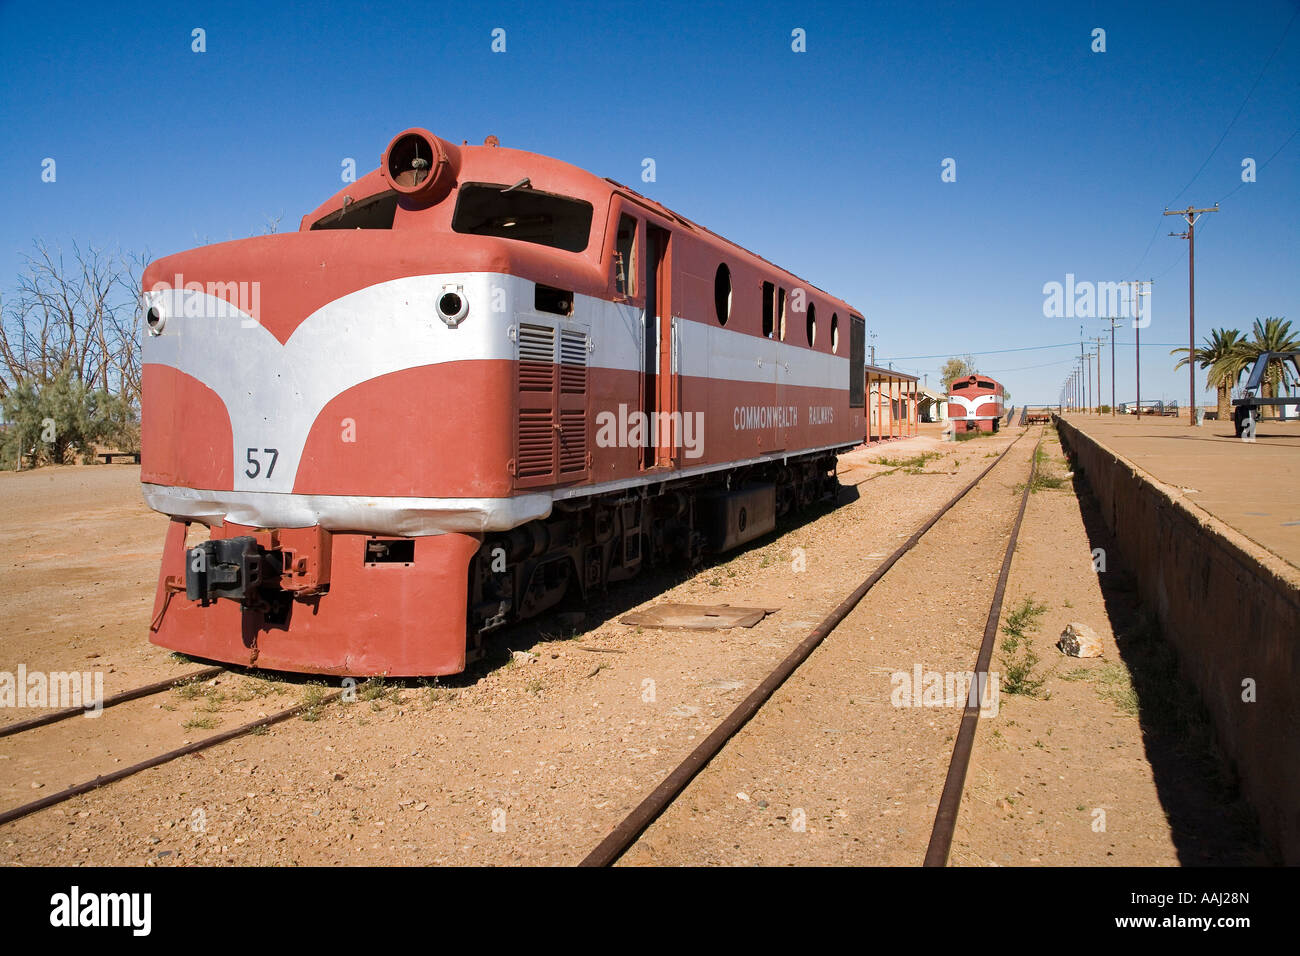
0, 240, 148, 405
109, 250, 149, 406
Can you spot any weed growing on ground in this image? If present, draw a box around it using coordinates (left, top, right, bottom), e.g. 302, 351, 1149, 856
358, 677, 402, 705
875, 451, 945, 474
1094, 663, 1139, 716
1026, 445, 1068, 492
301, 683, 327, 722
229, 679, 285, 703
1000, 597, 1048, 696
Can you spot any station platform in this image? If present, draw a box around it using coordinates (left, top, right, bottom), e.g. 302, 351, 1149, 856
1059, 413, 1300, 568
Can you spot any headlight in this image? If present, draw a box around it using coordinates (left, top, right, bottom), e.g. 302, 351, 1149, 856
438, 286, 468, 327
146, 303, 166, 335
381, 128, 461, 205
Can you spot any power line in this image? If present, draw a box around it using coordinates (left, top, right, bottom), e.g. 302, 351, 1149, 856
881, 340, 1193, 362
1168, 7, 1298, 205
1120, 8, 1297, 276
981, 357, 1079, 374
882, 343, 1079, 361
1143, 122, 1298, 279
1125, 219, 1166, 278
1137, 122, 1295, 280
1214, 125, 1300, 205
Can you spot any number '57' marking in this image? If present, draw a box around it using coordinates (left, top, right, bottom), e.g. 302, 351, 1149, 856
245, 447, 279, 479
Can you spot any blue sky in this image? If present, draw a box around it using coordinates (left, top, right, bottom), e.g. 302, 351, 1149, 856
2, 0, 1297, 404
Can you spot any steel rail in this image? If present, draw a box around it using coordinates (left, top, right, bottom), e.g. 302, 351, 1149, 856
0, 666, 226, 739
923, 427, 1045, 866
0, 690, 345, 827
580, 427, 1036, 867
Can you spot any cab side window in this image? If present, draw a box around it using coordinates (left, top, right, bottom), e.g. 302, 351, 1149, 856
615, 214, 638, 297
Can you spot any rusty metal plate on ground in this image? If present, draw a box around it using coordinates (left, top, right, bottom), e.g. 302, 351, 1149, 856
619, 603, 779, 630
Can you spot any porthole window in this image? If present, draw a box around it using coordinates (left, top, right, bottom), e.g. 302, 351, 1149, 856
807, 302, 817, 347
831, 313, 839, 353
714, 263, 731, 326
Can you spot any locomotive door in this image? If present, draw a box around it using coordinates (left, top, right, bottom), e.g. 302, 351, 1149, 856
642, 224, 676, 470
768, 284, 786, 453
774, 292, 788, 452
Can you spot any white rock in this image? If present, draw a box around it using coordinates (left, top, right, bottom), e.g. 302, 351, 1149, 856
1057, 622, 1104, 658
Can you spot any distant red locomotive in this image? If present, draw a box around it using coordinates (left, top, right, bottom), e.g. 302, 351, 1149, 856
141, 128, 869, 676
947, 375, 1004, 433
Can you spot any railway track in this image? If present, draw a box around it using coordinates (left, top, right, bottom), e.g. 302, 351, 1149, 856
2, 429, 1042, 859
0, 666, 344, 828
581, 425, 1044, 867
0, 666, 225, 739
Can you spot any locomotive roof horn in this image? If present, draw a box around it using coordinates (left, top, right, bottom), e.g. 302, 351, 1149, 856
381, 128, 461, 204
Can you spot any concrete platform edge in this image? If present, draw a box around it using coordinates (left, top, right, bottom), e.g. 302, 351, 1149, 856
1055, 415, 1299, 864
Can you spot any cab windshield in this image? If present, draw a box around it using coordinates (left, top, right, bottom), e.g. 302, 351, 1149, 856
451, 182, 593, 252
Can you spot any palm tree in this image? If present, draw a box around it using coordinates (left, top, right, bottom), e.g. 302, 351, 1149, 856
1171, 328, 1249, 422
1237, 318, 1300, 419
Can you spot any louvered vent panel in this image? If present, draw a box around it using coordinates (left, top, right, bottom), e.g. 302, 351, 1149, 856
559, 329, 588, 394
558, 410, 586, 473
558, 329, 588, 475
518, 323, 555, 391
516, 323, 557, 482
516, 411, 554, 478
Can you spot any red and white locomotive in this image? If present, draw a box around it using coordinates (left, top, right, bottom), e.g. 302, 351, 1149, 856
946, 374, 1004, 433
141, 128, 868, 676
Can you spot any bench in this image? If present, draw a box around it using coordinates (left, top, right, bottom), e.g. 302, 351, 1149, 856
98, 451, 141, 464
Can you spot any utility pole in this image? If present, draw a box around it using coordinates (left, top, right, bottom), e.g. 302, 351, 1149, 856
1079, 327, 1087, 412
1128, 280, 1152, 418
1084, 352, 1092, 413
1165, 205, 1218, 424
869, 330, 878, 368
1100, 317, 1121, 416
1091, 336, 1106, 414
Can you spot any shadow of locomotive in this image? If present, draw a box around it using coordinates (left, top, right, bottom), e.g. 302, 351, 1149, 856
464, 481, 863, 683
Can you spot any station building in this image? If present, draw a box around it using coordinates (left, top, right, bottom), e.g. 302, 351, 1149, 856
865, 365, 919, 443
